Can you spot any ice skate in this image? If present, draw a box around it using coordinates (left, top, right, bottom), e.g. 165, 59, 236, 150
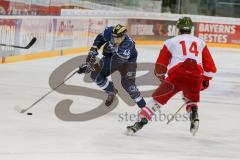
189, 107, 199, 136
125, 118, 148, 135
105, 87, 118, 106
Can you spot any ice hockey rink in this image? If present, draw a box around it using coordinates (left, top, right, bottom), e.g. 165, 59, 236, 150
0, 45, 240, 160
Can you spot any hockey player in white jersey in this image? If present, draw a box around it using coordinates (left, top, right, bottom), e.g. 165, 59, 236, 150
126, 17, 217, 136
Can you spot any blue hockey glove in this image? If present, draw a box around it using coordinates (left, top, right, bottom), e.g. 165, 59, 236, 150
78, 63, 95, 74
86, 47, 98, 64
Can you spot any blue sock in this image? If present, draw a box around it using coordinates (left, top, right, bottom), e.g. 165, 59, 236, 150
135, 97, 146, 108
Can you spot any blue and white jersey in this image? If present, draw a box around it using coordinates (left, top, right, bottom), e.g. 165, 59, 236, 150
92, 26, 113, 49
92, 27, 138, 62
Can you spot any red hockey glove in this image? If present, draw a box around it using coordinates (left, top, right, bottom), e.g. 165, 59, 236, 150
201, 77, 209, 91
154, 64, 167, 81
154, 72, 165, 81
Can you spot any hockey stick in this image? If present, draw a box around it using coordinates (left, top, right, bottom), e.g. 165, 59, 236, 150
14, 70, 78, 114
167, 101, 196, 124
0, 37, 37, 49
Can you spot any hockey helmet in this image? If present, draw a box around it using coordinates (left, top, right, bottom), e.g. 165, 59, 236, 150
112, 24, 127, 38
176, 17, 193, 31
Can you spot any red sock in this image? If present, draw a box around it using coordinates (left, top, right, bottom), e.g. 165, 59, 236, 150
139, 106, 154, 121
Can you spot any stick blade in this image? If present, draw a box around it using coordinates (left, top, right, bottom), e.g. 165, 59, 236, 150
0, 37, 37, 49
14, 106, 25, 113
25, 37, 37, 49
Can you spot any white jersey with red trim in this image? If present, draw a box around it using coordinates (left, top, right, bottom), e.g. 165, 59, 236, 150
165, 34, 204, 70
155, 34, 217, 79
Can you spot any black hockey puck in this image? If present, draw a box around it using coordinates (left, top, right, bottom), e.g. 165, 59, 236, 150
27, 112, 33, 115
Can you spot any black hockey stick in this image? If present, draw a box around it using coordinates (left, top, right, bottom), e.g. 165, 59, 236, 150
0, 37, 37, 49
14, 70, 79, 114
166, 101, 196, 124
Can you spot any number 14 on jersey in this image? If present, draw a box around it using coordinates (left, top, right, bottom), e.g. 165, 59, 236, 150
180, 41, 199, 56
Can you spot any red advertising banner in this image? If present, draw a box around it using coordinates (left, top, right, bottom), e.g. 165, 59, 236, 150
0, 0, 9, 15
0, 0, 60, 15
196, 22, 240, 44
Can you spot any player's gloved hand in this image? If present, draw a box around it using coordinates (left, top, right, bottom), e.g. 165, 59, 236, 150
86, 47, 98, 64
154, 69, 165, 81
154, 64, 167, 81
201, 76, 209, 91
77, 63, 95, 74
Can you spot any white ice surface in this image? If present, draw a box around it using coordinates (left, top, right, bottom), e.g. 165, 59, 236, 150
0, 46, 240, 160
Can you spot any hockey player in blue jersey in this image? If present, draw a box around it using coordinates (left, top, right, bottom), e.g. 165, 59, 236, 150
77, 24, 147, 108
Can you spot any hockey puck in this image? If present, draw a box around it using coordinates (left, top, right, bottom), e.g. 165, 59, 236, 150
27, 112, 33, 115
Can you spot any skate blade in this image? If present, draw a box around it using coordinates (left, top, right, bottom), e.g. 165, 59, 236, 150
190, 120, 199, 136
14, 106, 25, 113
125, 128, 135, 136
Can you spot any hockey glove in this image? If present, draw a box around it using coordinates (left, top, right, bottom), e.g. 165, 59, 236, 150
201, 76, 209, 91
77, 63, 95, 74
86, 47, 98, 64
154, 71, 165, 80
154, 64, 167, 81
